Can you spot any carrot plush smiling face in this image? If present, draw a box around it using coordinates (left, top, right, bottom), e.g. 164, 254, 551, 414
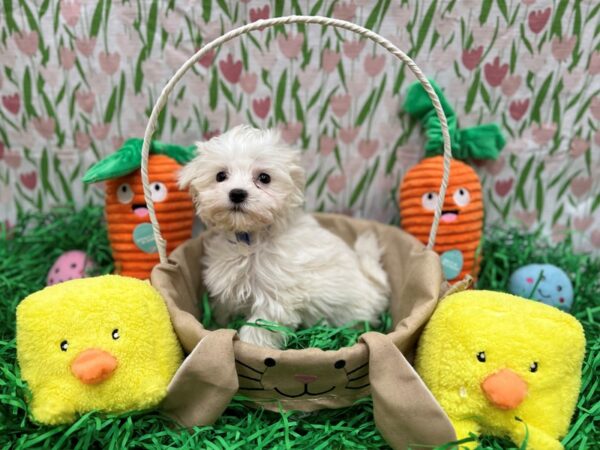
84, 139, 196, 279
399, 156, 483, 282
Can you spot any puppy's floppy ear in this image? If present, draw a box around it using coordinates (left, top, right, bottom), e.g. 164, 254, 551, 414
177, 143, 203, 190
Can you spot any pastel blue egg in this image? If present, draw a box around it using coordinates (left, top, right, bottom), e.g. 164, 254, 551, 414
508, 264, 574, 311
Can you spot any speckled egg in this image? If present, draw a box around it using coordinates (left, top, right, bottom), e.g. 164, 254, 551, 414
508, 263, 574, 311
46, 251, 94, 286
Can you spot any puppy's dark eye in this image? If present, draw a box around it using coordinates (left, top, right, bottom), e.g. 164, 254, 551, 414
264, 357, 276, 367
334, 360, 346, 369
258, 173, 271, 184
216, 171, 227, 182
60, 340, 68, 352
476, 351, 486, 362
530, 362, 538, 373
112, 329, 120, 340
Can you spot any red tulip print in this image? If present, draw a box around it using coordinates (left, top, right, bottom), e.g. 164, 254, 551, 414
249, 5, 270, 22
328, 173, 347, 194
219, 54, 242, 84
5, 150, 22, 169
99, 51, 121, 75
551, 36, 577, 62
358, 139, 379, 159
203, 130, 220, 140
364, 54, 385, 77
60, 47, 76, 70
277, 34, 304, 59
573, 216, 593, 232
75, 37, 97, 57
76, 91, 95, 113
569, 138, 589, 157
2, 94, 20, 115
339, 126, 360, 144
112, 136, 125, 150
591, 230, 600, 249
32, 117, 55, 140
20, 171, 37, 190
494, 178, 514, 197
320, 135, 336, 156
528, 8, 551, 34
501, 75, 521, 97
322, 49, 341, 73
570, 177, 592, 198
514, 210, 537, 229
330, 94, 351, 117
252, 97, 271, 119
531, 123, 557, 145
280, 123, 303, 144
484, 155, 505, 175
333, 1, 357, 21
462, 46, 483, 71
588, 51, 600, 75
343, 40, 366, 60
61, 0, 81, 27
198, 48, 215, 68
240, 72, 258, 94
484, 57, 509, 87
591, 97, 600, 121
75, 132, 91, 151
509, 99, 529, 121
92, 123, 111, 140
14, 31, 39, 56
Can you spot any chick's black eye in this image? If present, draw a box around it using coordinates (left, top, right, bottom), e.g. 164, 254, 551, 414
258, 173, 271, 184
112, 329, 120, 340
334, 360, 346, 369
476, 351, 486, 362
216, 171, 227, 182
60, 340, 68, 352
264, 357, 276, 367
557, 285, 562, 292
530, 362, 538, 373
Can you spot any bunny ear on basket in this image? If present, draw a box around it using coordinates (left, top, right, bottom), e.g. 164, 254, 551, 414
403, 80, 506, 161
82, 139, 197, 183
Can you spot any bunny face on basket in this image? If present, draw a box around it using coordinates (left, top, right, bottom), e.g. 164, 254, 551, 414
178, 125, 305, 233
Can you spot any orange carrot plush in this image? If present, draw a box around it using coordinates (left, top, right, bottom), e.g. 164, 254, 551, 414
83, 139, 196, 279
399, 81, 505, 282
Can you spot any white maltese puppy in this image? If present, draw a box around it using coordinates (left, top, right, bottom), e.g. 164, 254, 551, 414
178, 125, 390, 348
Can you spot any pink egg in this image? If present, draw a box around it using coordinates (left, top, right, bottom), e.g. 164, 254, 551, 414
46, 251, 95, 286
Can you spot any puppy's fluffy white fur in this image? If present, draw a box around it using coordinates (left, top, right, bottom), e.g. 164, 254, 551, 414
179, 125, 390, 348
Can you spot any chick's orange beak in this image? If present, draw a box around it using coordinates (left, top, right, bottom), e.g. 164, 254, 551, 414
71, 348, 118, 385
481, 368, 528, 410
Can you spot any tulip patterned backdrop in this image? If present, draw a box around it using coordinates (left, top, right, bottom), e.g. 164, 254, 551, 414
0, 0, 599, 252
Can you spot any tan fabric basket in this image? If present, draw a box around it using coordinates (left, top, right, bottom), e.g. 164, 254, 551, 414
140, 15, 459, 450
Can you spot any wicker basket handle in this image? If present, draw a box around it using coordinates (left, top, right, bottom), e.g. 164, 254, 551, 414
141, 15, 453, 263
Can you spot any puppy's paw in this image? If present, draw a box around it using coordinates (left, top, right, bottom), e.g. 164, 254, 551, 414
239, 325, 285, 349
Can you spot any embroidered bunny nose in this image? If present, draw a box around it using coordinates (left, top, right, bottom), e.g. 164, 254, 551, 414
229, 189, 247, 204
294, 374, 318, 384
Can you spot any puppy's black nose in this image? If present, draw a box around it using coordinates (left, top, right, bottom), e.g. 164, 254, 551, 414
229, 189, 248, 204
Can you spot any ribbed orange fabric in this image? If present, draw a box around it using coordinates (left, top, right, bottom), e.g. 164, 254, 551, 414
105, 154, 194, 279
399, 156, 483, 282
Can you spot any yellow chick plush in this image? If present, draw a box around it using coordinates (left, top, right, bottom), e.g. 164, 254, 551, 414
415, 290, 585, 450
16, 275, 183, 425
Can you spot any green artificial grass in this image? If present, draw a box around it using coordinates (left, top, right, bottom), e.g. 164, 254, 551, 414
0, 207, 598, 449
